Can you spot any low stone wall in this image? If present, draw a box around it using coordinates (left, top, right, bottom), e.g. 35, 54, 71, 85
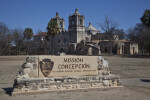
12, 56, 122, 94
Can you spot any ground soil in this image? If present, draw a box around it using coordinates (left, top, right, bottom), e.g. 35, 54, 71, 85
0, 55, 150, 100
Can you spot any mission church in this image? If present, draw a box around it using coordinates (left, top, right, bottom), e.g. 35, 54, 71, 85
33, 9, 138, 55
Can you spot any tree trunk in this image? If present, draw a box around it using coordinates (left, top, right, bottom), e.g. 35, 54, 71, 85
108, 33, 113, 55
109, 39, 113, 54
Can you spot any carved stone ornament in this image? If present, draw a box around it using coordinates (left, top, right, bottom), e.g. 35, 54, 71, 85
40, 58, 54, 77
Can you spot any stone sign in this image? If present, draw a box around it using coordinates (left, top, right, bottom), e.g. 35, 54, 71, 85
39, 56, 98, 77
12, 56, 122, 94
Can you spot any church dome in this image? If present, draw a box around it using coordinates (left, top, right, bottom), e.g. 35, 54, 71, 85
85, 22, 99, 35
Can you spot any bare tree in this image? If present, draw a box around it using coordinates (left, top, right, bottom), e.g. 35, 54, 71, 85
127, 23, 150, 54
12, 28, 24, 55
100, 16, 118, 54
0, 22, 10, 55
112, 29, 125, 39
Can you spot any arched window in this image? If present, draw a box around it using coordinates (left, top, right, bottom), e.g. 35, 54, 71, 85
60, 22, 62, 27
79, 19, 82, 25
72, 21, 75, 25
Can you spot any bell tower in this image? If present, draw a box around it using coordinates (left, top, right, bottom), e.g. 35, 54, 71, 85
51, 12, 65, 32
68, 9, 85, 43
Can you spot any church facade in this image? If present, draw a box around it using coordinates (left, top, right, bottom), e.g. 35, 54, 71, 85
33, 9, 138, 55
49, 9, 100, 55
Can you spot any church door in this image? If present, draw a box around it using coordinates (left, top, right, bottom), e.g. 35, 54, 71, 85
133, 47, 135, 54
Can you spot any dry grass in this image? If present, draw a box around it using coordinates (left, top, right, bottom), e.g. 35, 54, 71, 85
0, 55, 150, 100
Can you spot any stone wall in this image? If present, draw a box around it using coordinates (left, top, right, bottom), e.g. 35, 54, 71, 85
75, 41, 100, 55
99, 41, 138, 54
49, 32, 70, 55
12, 56, 122, 94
